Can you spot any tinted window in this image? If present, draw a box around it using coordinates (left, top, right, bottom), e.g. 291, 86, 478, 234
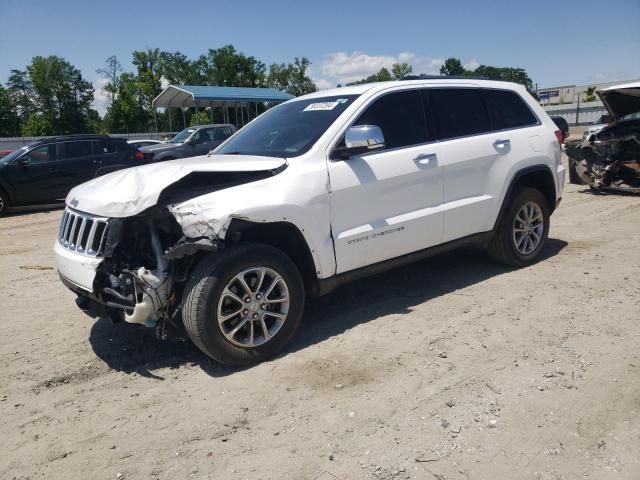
193, 128, 214, 144
213, 127, 232, 141
23, 145, 55, 163
62, 141, 93, 159
428, 88, 491, 140
354, 90, 426, 149
94, 140, 117, 154
483, 89, 537, 130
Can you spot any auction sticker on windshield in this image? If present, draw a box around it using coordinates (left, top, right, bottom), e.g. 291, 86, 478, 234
303, 102, 340, 111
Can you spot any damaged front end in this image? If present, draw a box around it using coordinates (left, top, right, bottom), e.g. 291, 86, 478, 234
72, 208, 211, 340
56, 156, 287, 340
567, 83, 640, 194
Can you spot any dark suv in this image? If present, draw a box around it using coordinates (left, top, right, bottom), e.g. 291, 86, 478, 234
0, 135, 145, 215
141, 124, 236, 162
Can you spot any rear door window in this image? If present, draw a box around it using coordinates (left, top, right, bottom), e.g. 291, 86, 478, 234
427, 88, 491, 140
60, 141, 93, 159
94, 140, 117, 154
482, 89, 538, 130
354, 89, 427, 150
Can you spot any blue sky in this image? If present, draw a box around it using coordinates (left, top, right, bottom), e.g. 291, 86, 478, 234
1, 0, 639, 113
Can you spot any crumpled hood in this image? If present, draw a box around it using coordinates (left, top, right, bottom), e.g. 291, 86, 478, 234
597, 82, 640, 120
66, 154, 287, 218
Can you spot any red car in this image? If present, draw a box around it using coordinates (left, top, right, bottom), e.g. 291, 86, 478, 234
0, 150, 13, 159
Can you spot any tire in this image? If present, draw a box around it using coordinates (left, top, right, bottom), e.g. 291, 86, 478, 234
182, 242, 305, 366
568, 159, 583, 185
0, 189, 8, 216
488, 187, 550, 268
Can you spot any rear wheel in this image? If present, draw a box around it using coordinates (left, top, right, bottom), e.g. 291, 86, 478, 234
182, 243, 305, 366
488, 187, 550, 267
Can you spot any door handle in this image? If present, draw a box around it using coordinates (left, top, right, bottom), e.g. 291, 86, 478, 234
493, 138, 510, 147
414, 153, 437, 165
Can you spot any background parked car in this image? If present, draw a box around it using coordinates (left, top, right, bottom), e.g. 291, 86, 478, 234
140, 124, 236, 162
0, 135, 145, 215
127, 139, 164, 149
0, 149, 14, 159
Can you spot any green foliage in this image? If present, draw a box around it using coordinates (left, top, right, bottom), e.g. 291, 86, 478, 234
21, 112, 51, 136
347, 67, 393, 85
439, 58, 466, 76
439, 57, 536, 95
27, 55, 95, 135
584, 86, 597, 102
266, 57, 317, 96
103, 73, 148, 134
392, 62, 413, 80
190, 110, 211, 126
0, 84, 20, 136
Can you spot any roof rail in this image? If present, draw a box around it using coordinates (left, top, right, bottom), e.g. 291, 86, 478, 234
401, 74, 489, 81
36, 134, 111, 142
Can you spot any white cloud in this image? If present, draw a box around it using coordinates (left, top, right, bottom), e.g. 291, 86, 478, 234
464, 58, 480, 71
92, 76, 110, 116
314, 50, 447, 88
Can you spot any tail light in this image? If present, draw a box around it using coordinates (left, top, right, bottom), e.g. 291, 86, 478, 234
554, 130, 565, 144
133, 151, 145, 161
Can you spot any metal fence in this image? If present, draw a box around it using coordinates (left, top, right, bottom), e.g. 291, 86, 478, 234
542, 100, 608, 126
0, 132, 177, 151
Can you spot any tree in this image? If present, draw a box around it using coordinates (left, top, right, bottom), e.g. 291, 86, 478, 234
440, 58, 466, 76
0, 85, 20, 136
7, 69, 33, 122
438, 57, 536, 96
265, 57, 317, 96
132, 48, 163, 112
96, 56, 123, 104
347, 67, 394, 85
27, 55, 95, 134
584, 86, 597, 102
392, 62, 413, 80
204, 45, 266, 87
103, 73, 148, 134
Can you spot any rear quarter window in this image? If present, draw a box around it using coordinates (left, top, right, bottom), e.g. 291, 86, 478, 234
427, 88, 491, 140
482, 89, 538, 130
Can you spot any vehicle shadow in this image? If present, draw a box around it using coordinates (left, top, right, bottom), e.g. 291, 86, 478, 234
88, 238, 568, 379
3, 203, 65, 217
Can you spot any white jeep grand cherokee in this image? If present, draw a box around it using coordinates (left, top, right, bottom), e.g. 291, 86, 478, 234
55, 79, 565, 365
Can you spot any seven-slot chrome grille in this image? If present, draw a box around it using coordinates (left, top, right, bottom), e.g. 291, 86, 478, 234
58, 208, 109, 257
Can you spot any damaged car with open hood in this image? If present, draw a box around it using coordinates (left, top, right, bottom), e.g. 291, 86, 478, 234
567, 81, 640, 193
55, 79, 565, 366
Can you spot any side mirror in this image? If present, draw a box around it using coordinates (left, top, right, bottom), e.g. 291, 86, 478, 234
17, 157, 30, 167
333, 125, 385, 159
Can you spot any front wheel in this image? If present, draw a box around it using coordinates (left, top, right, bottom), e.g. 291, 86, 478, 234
182, 243, 305, 366
488, 187, 550, 267
0, 190, 8, 216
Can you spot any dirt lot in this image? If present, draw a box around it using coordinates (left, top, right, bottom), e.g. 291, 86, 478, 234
1, 179, 639, 480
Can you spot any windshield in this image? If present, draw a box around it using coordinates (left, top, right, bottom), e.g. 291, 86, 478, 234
169, 127, 197, 143
217, 95, 359, 158
1, 146, 28, 163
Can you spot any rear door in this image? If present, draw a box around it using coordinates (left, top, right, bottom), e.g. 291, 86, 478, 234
425, 88, 505, 242
57, 141, 98, 192
328, 89, 444, 273
426, 87, 540, 242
